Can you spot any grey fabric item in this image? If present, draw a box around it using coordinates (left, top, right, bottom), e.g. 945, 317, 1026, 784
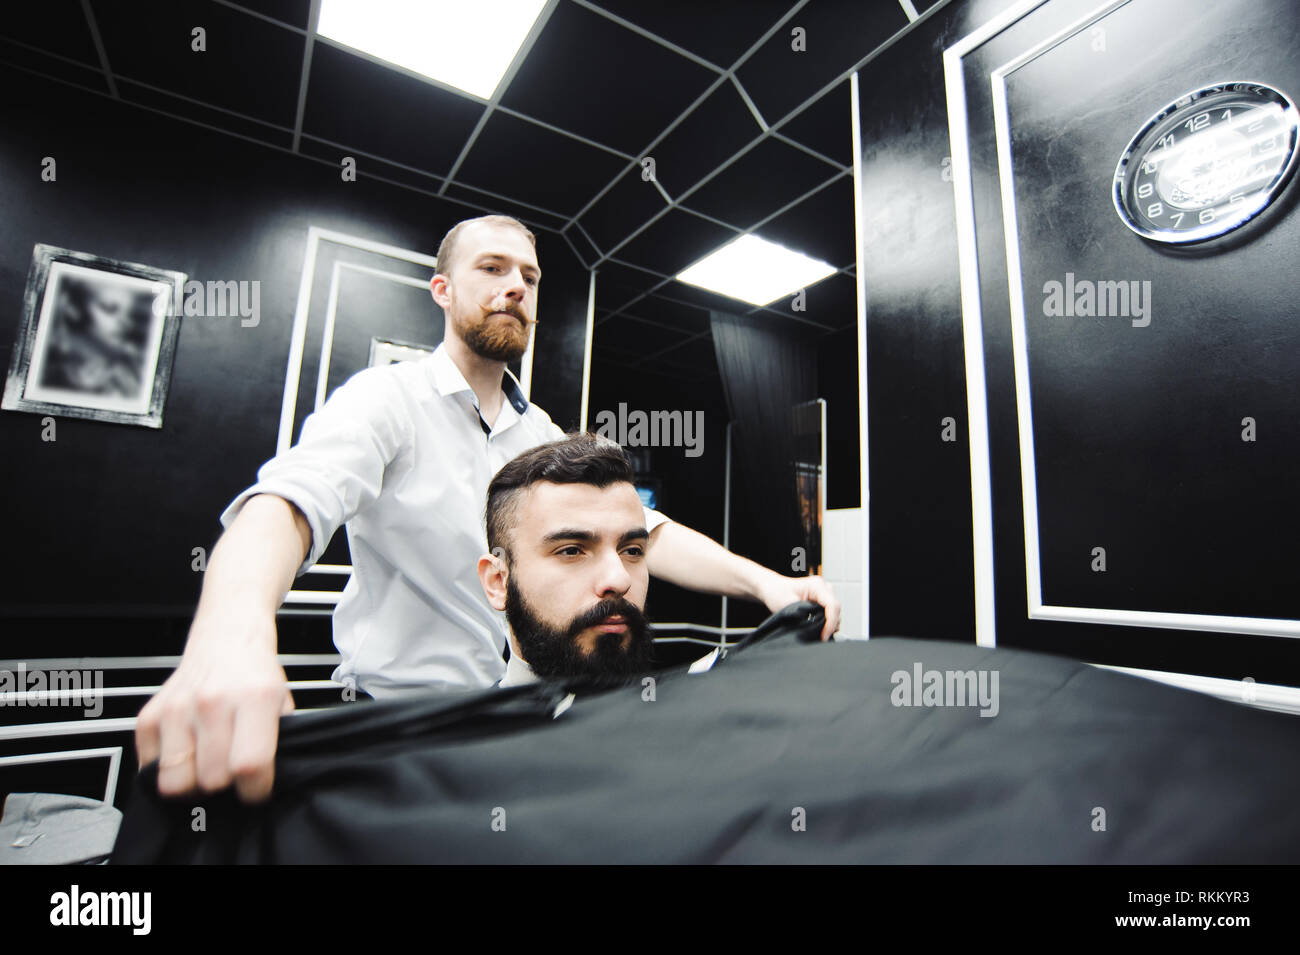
0, 793, 122, 865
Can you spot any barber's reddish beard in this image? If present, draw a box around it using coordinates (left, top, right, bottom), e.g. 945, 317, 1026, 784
459, 304, 529, 362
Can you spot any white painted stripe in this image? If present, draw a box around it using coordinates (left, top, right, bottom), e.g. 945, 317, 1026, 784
1090, 663, 1300, 716
580, 270, 595, 431
850, 72, 871, 638
0, 746, 122, 804
0, 655, 341, 671
0, 680, 346, 706
942, 0, 1051, 646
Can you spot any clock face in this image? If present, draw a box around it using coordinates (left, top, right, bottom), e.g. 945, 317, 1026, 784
1113, 82, 1300, 243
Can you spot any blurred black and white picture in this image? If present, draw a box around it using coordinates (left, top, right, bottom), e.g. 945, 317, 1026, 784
2, 245, 185, 428
368, 336, 434, 367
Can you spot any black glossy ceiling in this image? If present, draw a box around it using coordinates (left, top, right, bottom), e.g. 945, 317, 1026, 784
0, 0, 944, 382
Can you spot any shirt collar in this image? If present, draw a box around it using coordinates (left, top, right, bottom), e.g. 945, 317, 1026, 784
428, 343, 530, 415
498, 653, 539, 688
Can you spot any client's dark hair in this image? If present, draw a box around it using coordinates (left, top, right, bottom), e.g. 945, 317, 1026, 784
486, 432, 635, 563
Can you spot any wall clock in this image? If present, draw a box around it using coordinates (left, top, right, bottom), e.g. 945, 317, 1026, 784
1113, 82, 1300, 243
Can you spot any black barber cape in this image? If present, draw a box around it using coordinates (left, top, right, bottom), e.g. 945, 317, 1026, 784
113, 604, 1300, 863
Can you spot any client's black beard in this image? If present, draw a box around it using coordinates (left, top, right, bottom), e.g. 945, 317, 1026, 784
505, 579, 653, 680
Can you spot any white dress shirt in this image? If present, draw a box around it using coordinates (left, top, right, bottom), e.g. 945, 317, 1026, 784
498, 654, 539, 688
220, 344, 668, 699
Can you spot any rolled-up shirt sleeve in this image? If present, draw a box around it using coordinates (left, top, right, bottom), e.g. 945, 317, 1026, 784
219, 369, 407, 577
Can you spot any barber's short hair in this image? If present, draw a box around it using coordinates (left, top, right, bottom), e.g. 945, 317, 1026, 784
435, 215, 536, 281
486, 433, 634, 562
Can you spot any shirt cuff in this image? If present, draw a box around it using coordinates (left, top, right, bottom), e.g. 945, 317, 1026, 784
219, 483, 326, 578
643, 505, 670, 534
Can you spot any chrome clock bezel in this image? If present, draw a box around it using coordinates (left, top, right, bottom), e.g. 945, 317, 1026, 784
1112, 81, 1300, 244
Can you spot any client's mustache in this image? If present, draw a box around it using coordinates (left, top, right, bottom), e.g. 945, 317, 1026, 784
566, 596, 647, 637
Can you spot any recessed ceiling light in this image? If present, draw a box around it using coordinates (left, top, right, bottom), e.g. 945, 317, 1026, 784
317, 0, 548, 100
675, 233, 838, 307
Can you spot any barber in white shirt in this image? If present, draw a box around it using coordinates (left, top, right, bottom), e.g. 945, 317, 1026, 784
135, 215, 840, 804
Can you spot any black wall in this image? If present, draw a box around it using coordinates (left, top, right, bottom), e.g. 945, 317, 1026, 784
0, 65, 592, 636
858, 0, 1300, 686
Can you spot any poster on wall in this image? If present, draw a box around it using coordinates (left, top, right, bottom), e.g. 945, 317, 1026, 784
368, 336, 435, 367
1, 244, 186, 429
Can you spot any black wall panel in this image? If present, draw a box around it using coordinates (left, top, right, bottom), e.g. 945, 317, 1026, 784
860, 0, 1300, 685
0, 65, 592, 625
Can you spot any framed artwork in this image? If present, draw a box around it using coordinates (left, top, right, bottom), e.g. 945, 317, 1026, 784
1, 244, 185, 429
368, 336, 435, 367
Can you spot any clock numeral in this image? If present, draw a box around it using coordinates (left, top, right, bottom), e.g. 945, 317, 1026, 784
1229, 192, 1245, 204
1146, 201, 1164, 218
1221, 108, 1233, 121
1170, 212, 1185, 226
1142, 159, 1158, 174
1198, 208, 1216, 224
1253, 135, 1277, 154
1136, 182, 1154, 199
1185, 112, 1210, 132
1156, 133, 1176, 149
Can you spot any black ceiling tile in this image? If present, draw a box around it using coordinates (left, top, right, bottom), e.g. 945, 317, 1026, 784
595, 259, 664, 294
0, 39, 110, 94
120, 79, 293, 147
440, 183, 568, 233
569, 225, 601, 264
302, 42, 483, 175
593, 343, 643, 367
498, 1, 717, 156
584, 0, 795, 69
596, 280, 650, 314
1, 0, 101, 64
614, 208, 736, 276
578, 166, 672, 253
618, 294, 711, 335
753, 174, 856, 270
298, 135, 451, 196
230, 0, 313, 30
778, 79, 852, 166
455, 109, 627, 219
660, 334, 719, 376
596, 315, 691, 356
681, 137, 836, 230
736, 0, 907, 126
650, 82, 763, 196
91, 0, 305, 127
913, 0, 945, 11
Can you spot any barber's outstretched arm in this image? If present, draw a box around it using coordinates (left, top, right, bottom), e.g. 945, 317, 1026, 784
134, 494, 309, 803
644, 520, 841, 640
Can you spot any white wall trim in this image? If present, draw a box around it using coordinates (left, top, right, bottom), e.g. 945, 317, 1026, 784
0, 746, 123, 804
579, 270, 596, 430
1090, 664, 1300, 716
849, 71, 871, 638
983, 1, 1300, 640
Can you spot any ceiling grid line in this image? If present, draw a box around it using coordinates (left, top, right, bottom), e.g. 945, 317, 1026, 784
289, 0, 321, 151
731, 74, 769, 131
568, 0, 729, 75
78, 0, 117, 98
0, 58, 524, 227
558, 0, 814, 231
2, 0, 884, 378
436, 0, 564, 196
